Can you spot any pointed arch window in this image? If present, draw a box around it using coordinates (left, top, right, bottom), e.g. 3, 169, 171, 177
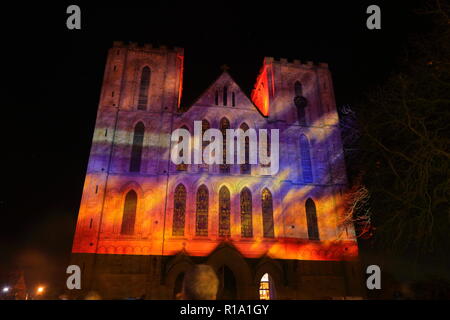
232, 92, 235, 107
138, 66, 151, 110
176, 126, 188, 171
121, 190, 137, 235
240, 123, 250, 174
196, 185, 209, 236
200, 120, 210, 170
219, 186, 231, 237
300, 134, 313, 183
223, 86, 228, 106
240, 187, 253, 238
294, 81, 307, 125
172, 184, 187, 236
259, 273, 276, 300
262, 188, 274, 238
129, 122, 145, 172
306, 198, 319, 240
220, 118, 230, 173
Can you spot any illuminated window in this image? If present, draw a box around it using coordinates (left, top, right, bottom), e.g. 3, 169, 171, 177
240, 187, 252, 237
223, 86, 228, 106
120, 190, 137, 235
196, 185, 209, 236
240, 123, 250, 174
306, 198, 320, 240
220, 118, 230, 173
138, 66, 151, 110
176, 126, 188, 171
259, 273, 274, 300
218, 186, 231, 237
129, 122, 145, 172
200, 120, 210, 170
172, 184, 186, 236
262, 188, 274, 238
300, 134, 313, 183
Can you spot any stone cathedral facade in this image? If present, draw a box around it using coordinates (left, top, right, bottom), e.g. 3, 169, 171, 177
70, 41, 364, 299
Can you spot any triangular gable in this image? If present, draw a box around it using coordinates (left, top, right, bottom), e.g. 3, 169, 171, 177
190, 71, 262, 114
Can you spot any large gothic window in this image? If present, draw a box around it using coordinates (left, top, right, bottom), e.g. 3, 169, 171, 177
261, 188, 274, 238
196, 185, 209, 236
240, 123, 251, 174
172, 184, 187, 236
300, 134, 313, 183
220, 118, 230, 173
120, 190, 137, 235
218, 186, 231, 237
240, 187, 253, 238
305, 198, 320, 240
294, 81, 307, 125
176, 125, 188, 171
129, 122, 145, 172
138, 66, 151, 110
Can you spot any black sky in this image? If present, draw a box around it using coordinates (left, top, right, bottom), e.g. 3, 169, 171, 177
1, 0, 422, 294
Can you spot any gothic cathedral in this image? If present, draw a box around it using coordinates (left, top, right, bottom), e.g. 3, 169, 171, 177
70, 41, 364, 299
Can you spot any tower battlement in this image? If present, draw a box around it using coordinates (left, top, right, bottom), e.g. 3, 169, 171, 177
264, 56, 329, 69
112, 40, 184, 54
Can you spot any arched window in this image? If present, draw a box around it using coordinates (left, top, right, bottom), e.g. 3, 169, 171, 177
294, 81, 307, 125
200, 120, 210, 170
240, 123, 250, 174
220, 118, 230, 173
120, 190, 137, 235
259, 273, 275, 300
223, 86, 228, 106
305, 198, 319, 240
231, 92, 235, 107
240, 187, 253, 238
218, 186, 231, 237
196, 185, 209, 236
129, 122, 145, 172
300, 134, 313, 183
172, 184, 187, 236
138, 66, 151, 110
261, 188, 274, 238
176, 126, 188, 171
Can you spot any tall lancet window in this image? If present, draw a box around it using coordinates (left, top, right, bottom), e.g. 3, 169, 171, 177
200, 120, 210, 170
129, 122, 145, 172
138, 66, 151, 110
121, 190, 137, 235
223, 86, 228, 106
261, 188, 274, 238
305, 198, 320, 240
240, 187, 253, 238
172, 184, 186, 236
294, 81, 307, 125
300, 134, 313, 183
176, 126, 188, 171
240, 123, 250, 174
220, 118, 230, 173
218, 186, 231, 237
196, 185, 209, 236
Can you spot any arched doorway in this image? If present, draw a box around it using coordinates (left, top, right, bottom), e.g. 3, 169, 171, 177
259, 273, 276, 300
173, 272, 185, 299
217, 266, 237, 299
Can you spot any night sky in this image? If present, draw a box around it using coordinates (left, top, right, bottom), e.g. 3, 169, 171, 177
1, 1, 421, 295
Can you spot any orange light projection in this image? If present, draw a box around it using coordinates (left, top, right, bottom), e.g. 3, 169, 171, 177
251, 65, 270, 116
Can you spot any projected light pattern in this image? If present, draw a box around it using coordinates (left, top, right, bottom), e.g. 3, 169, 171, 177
72, 43, 358, 263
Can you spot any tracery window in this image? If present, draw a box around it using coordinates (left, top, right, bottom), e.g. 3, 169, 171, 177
218, 186, 231, 237
196, 185, 209, 236
300, 134, 313, 183
240, 187, 253, 238
172, 184, 186, 236
261, 188, 274, 238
